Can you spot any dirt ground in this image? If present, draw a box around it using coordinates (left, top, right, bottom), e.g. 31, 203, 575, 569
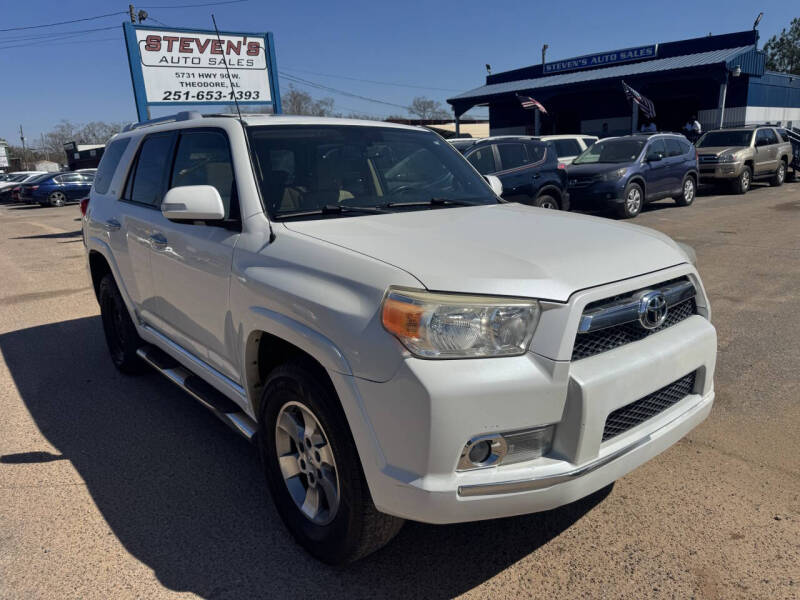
0, 181, 798, 599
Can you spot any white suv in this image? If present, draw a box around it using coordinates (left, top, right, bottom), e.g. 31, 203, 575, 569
539, 134, 599, 164
83, 112, 716, 563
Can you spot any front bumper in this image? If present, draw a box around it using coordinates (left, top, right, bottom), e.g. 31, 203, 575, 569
567, 181, 625, 209
699, 162, 744, 180
334, 266, 717, 524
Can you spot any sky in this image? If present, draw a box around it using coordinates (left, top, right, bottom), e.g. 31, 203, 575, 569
0, 0, 793, 146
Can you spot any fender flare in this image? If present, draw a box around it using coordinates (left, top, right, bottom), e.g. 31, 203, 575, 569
86, 237, 139, 322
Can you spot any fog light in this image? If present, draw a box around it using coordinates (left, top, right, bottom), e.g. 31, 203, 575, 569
457, 425, 555, 471
468, 440, 492, 464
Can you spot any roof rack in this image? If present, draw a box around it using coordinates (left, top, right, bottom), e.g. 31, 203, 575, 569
122, 111, 204, 132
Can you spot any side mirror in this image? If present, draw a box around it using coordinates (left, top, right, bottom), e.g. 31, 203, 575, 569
161, 185, 225, 221
646, 152, 663, 162
485, 174, 503, 197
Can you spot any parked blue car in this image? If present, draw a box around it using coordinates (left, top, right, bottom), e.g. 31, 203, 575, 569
566, 133, 698, 218
19, 172, 94, 207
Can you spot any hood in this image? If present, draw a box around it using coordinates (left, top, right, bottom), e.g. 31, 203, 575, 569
566, 162, 632, 176
696, 146, 743, 156
283, 203, 688, 302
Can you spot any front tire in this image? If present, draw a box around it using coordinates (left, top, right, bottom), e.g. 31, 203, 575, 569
675, 176, 696, 206
770, 160, 786, 187
98, 274, 145, 374
616, 182, 643, 218
731, 166, 751, 194
259, 361, 403, 564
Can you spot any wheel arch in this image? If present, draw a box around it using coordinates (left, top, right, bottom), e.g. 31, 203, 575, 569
627, 175, 646, 195
535, 184, 563, 203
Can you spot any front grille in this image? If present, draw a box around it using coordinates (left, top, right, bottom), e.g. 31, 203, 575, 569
572, 296, 696, 360
699, 154, 719, 164
568, 176, 594, 188
603, 372, 696, 441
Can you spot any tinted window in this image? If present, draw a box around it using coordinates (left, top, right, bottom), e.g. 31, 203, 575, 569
129, 135, 173, 207
647, 139, 667, 159
170, 131, 236, 218
59, 173, 82, 183
697, 130, 753, 147
552, 139, 581, 157
573, 139, 646, 164
247, 125, 497, 218
497, 143, 528, 170
665, 138, 684, 157
765, 129, 778, 144
527, 143, 546, 162
582, 137, 597, 148
681, 139, 693, 154
94, 138, 129, 194
466, 146, 497, 174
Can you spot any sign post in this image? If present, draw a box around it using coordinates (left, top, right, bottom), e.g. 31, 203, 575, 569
122, 22, 281, 122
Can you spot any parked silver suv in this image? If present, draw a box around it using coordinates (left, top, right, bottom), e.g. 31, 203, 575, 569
83, 112, 717, 563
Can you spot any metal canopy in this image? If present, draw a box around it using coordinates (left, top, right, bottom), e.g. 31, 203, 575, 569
448, 45, 764, 116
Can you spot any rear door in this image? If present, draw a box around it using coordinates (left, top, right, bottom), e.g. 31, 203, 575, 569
643, 138, 669, 199
147, 128, 241, 380
664, 137, 688, 193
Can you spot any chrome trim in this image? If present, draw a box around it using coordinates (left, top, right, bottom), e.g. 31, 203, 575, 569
457, 434, 508, 471
458, 394, 704, 497
577, 279, 695, 334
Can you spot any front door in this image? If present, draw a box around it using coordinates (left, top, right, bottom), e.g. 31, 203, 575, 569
642, 139, 669, 199
147, 129, 241, 381
754, 129, 777, 175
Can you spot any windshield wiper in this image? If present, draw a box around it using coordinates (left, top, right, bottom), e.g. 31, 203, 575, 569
385, 197, 484, 208
275, 204, 391, 220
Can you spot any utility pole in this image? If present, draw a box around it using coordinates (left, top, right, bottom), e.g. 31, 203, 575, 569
542, 44, 549, 66
129, 4, 136, 24
19, 125, 27, 170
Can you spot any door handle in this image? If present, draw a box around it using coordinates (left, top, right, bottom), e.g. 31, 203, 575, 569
103, 218, 121, 232
148, 232, 168, 250
531, 173, 541, 179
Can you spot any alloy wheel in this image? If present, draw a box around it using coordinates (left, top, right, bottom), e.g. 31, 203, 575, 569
683, 179, 695, 203
539, 199, 558, 209
626, 188, 641, 214
741, 170, 750, 191
275, 401, 340, 525
49, 191, 66, 207
778, 164, 785, 183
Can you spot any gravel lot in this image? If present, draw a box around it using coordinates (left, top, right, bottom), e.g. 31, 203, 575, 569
1, 181, 798, 599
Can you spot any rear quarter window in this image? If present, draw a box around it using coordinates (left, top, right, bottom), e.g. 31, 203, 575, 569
94, 138, 130, 195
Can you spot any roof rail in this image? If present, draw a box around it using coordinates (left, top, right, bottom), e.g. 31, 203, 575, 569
122, 111, 204, 132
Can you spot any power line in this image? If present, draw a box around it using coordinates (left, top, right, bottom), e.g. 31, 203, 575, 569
0, 10, 126, 33
0, 25, 119, 45
0, 36, 119, 51
282, 66, 463, 93
140, 0, 248, 8
280, 72, 411, 110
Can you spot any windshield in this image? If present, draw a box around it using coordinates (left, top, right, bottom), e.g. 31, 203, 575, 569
697, 130, 753, 148
247, 125, 497, 220
573, 139, 645, 164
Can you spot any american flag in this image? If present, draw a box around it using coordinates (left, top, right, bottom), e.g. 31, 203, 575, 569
621, 80, 656, 119
516, 93, 547, 113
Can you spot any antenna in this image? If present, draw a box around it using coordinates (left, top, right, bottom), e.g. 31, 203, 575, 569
212, 14, 243, 122
211, 14, 275, 242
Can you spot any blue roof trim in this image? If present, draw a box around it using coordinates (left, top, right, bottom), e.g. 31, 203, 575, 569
449, 46, 762, 105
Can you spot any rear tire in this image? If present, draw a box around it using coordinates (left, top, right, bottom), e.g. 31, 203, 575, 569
98, 274, 145, 374
615, 182, 643, 218
48, 191, 67, 207
533, 194, 560, 210
259, 361, 403, 564
731, 166, 751, 194
674, 176, 696, 206
770, 160, 786, 187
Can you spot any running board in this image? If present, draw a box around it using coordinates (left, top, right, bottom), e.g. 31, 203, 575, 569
136, 345, 258, 442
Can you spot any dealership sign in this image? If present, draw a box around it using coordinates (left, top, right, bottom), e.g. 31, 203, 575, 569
123, 23, 281, 121
544, 44, 657, 75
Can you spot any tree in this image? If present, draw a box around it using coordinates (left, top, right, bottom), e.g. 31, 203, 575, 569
408, 96, 451, 120
39, 119, 125, 156
763, 18, 800, 75
280, 85, 335, 116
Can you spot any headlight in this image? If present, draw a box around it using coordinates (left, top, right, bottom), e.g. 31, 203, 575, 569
718, 153, 737, 163
597, 167, 627, 182
381, 288, 540, 358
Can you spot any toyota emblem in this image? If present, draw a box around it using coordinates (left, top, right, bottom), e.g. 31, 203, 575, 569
638, 291, 668, 329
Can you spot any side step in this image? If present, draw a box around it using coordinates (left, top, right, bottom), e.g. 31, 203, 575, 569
136, 345, 258, 442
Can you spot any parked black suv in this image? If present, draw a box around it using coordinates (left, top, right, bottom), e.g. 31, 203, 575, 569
566, 133, 698, 218
451, 136, 569, 210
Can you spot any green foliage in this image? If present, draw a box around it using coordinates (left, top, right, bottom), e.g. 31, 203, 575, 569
763, 17, 800, 75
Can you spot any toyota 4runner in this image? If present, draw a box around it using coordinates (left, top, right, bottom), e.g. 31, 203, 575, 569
83, 112, 717, 564
696, 126, 793, 193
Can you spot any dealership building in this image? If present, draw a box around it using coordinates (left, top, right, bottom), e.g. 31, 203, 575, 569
448, 30, 800, 137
